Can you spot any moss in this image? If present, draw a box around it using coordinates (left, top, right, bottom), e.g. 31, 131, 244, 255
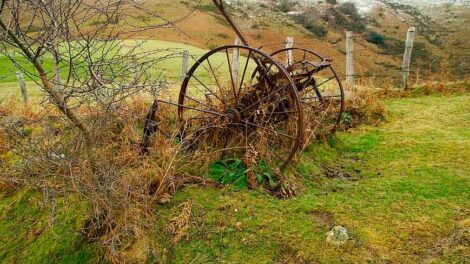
0, 191, 101, 263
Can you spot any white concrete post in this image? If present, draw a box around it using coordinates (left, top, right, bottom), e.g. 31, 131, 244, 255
345, 31, 355, 85
182, 50, 189, 83
16, 71, 28, 104
402, 27, 416, 90
286, 36, 294, 66
232, 37, 241, 84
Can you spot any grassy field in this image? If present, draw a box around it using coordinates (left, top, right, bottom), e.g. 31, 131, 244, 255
1, 94, 469, 263
0, 39, 256, 101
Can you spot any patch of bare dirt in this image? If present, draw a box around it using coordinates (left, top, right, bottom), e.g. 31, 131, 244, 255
308, 209, 335, 229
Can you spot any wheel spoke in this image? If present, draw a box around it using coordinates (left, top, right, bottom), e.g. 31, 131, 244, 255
192, 75, 226, 105
238, 50, 252, 100
183, 94, 218, 112
161, 100, 224, 117
206, 57, 227, 105
301, 76, 336, 95
225, 48, 237, 100
178, 46, 303, 169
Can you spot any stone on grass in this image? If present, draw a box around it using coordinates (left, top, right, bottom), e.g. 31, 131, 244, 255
326, 226, 349, 246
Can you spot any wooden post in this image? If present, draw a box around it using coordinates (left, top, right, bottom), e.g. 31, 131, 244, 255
132, 60, 138, 83
182, 50, 189, 83
16, 71, 27, 104
140, 99, 159, 155
52, 55, 63, 100
402, 27, 416, 90
232, 37, 241, 84
345, 31, 355, 85
285, 36, 294, 66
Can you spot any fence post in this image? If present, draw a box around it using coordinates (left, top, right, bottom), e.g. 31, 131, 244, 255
285, 36, 294, 66
232, 37, 241, 84
132, 60, 138, 83
345, 31, 355, 85
182, 50, 189, 84
402, 27, 416, 90
16, 71, 28, 104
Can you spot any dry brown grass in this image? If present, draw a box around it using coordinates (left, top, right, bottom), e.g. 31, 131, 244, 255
5, 73, 463, 261
0, 97, 182, 262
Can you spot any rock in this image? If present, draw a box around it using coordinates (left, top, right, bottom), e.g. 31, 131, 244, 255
326, 226, 349, 246
235, 222, 242, 231
158, 193, 171, 204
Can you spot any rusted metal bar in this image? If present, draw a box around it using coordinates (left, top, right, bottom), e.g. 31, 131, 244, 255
140, 100, 160, 154
212, 0, 249, 46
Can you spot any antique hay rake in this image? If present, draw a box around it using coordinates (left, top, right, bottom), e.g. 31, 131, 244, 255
142, 0, 345, 169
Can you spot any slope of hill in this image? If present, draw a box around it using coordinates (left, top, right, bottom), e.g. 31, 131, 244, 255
139, 0, 467, 82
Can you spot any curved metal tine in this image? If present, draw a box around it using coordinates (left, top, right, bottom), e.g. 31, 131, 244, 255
239, 83, 288, 114
263, 139, 286, 166
299, 75, 323, 101
241, 77, 292, 123
240, 85, 291, 125
265, 95, 297, 124
179, 121, 222, 151
245, 127, 286, 166
251, 52, 277, 89
302, 95, 342, 100
220, 126, 246, 158
256, 61, 275, 91
243, 120, 295, 139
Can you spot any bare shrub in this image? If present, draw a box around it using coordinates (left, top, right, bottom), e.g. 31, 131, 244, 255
0, 0, 201, 262
339, 79, 386, 130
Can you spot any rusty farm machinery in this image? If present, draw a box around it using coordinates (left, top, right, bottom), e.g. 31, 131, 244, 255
141, 0, 345, 169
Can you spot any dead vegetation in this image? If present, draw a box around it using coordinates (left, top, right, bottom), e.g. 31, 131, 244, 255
1, 0, 468, 262
2, 74, 466, 262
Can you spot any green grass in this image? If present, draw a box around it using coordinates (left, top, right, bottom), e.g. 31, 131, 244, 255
0, 82, 44, 100
0, 39, 256, 101
0, 191, 100, 263
154, 95, 470, 263
1, 95, 469, 263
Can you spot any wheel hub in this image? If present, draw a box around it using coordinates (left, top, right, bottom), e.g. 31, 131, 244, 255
226, 108, 242, 123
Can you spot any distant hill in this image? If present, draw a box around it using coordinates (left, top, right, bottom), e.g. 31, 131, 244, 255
141, 0, 468, 80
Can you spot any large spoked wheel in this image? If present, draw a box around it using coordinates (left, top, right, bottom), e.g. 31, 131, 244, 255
178, 45, 304, 169
270, 48, 345, 141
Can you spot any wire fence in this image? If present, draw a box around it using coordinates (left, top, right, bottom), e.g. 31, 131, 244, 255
1, 26, 468, 102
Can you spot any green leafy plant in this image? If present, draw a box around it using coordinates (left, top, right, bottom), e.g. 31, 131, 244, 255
209, 159, 281, 190
365, 31, 386, 46
342, 112, 353, 125
253, 161, 279, 189
209, 159, 248, 190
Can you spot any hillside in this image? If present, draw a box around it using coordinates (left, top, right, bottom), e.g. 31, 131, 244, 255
137, 0, 468, 83
0, 0, 465, 85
